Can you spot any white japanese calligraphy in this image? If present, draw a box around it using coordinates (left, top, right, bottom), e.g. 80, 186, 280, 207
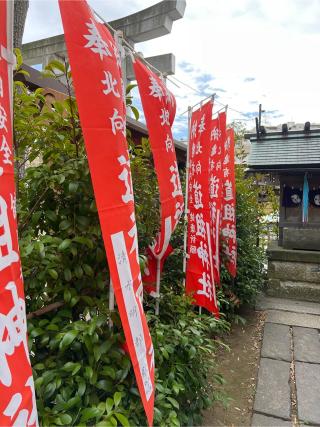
191, 120, 197, 139
193, 180, 203, 209
174, 201, 183, 224
84, 19, 112, 60
223, 154, 230, 165
222, 223, 236, 241
101, 71, 120, 98
10, 193, 16, 220
198, 114, 206, 133
169, 161, 182, 197
110, 109, 126, 137
195, 160, 201, 175
209, 176, 219, 199
210, 144, 217, 156
128, 212, 139, 264
4, 376, 38, 426
197, 272, 213, 301
0, 196, 19, 271
149, 76, 163, 99
195, 213, 206, 239
164, 134, 173, 152
197, 241, 209, 269
0, 77, 3, 98
118, 155, 133, 204
223, 203, 235, 222
0, 104, 8, 132
159, 108, 170, 126
224, 179, 233, 201
0, 282, 29, 387
195, 141, 202, 155
225, 136, 231, 151
225, 244, 237, 264
211, 127, 221, 141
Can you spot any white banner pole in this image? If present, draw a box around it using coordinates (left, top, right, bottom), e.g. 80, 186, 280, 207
109, 279, 115, 329
155, 258, 161, 315
182, 106, 192, 286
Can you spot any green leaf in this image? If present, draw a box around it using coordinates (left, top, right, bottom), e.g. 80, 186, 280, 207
58, 239, 72, 251
75, 265, 83, 279
113, 392, 122, 407
59, 330, 78, 351
59, 219, 72, 231
130, 105, 140, 121
115, 413, 130, 427
59, 414, 72, 425
188, 346, 197, 359
80, 407, 101, 423
64, 268, 72, 281
48, 269, 58, 279
68, 182, 79, 193
126, 83, 137, 95
106, 397, 114, 414
64, 289, 71, 302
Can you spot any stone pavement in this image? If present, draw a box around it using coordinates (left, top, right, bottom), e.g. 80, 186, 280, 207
252, 295, 320, 426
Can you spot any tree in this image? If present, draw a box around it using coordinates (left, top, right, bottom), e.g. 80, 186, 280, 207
14, 0, 29, 49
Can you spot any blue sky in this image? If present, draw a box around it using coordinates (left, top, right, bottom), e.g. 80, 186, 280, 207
23, 0, 320, 139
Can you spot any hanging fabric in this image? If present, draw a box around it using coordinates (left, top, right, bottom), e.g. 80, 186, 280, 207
220, 128, 237, 278
185, 100, 219, 316
0, 1, 38, 425
302, 173, 309, 223
59, 1, 154, 424
133, 59, 184, 294
208, 112, 226, 285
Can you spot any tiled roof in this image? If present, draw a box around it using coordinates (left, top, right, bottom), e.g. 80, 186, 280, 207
247, 130, 320, 169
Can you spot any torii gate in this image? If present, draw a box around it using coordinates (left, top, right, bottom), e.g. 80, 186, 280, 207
21, 0, 186, 83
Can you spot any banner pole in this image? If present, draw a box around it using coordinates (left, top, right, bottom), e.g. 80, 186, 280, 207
182, 106, 192, 286
155, 258, 161, 315
109, 279, 115, 329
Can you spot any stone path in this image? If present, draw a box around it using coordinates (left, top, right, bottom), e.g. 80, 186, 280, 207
252, 295, 320, 426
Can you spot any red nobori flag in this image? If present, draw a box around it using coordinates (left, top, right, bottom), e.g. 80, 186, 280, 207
185, 100, 219, 316
209, 112, 226, 285
59, 2, 154, 424
133, 59, 184, 286
0, 2, 38, 426
220, 128, 237, 277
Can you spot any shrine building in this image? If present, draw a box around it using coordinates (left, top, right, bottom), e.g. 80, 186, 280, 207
247, 123, 320, 302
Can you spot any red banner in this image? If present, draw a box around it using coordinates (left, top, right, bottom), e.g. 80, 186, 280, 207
185, 100, 219, 316
143, 245, 173, 294
220, 128, 237, 277
133, 59, 184, 287
59, 2, 154, 424
0, 2, 38, 426
208, 112, 226, 285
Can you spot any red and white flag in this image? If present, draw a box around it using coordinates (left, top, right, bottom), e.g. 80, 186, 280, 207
220, 128, 237, 277
185, 100, 219, 316
133, 59, 184, 289
208, 112, 226, 285
59, 1, 154, 424
0, 2, 38, 426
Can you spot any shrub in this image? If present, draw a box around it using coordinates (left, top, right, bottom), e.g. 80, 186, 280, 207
15, 59, 230, 426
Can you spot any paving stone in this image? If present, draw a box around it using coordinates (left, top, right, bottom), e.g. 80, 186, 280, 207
261, 323, 291, 361
256, 295, 320, 316
251, 413, 292, 426
293, 327, 320, 363
296, 362, 320, 425
266, 310, 320, 329
253, 358, 291, 420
